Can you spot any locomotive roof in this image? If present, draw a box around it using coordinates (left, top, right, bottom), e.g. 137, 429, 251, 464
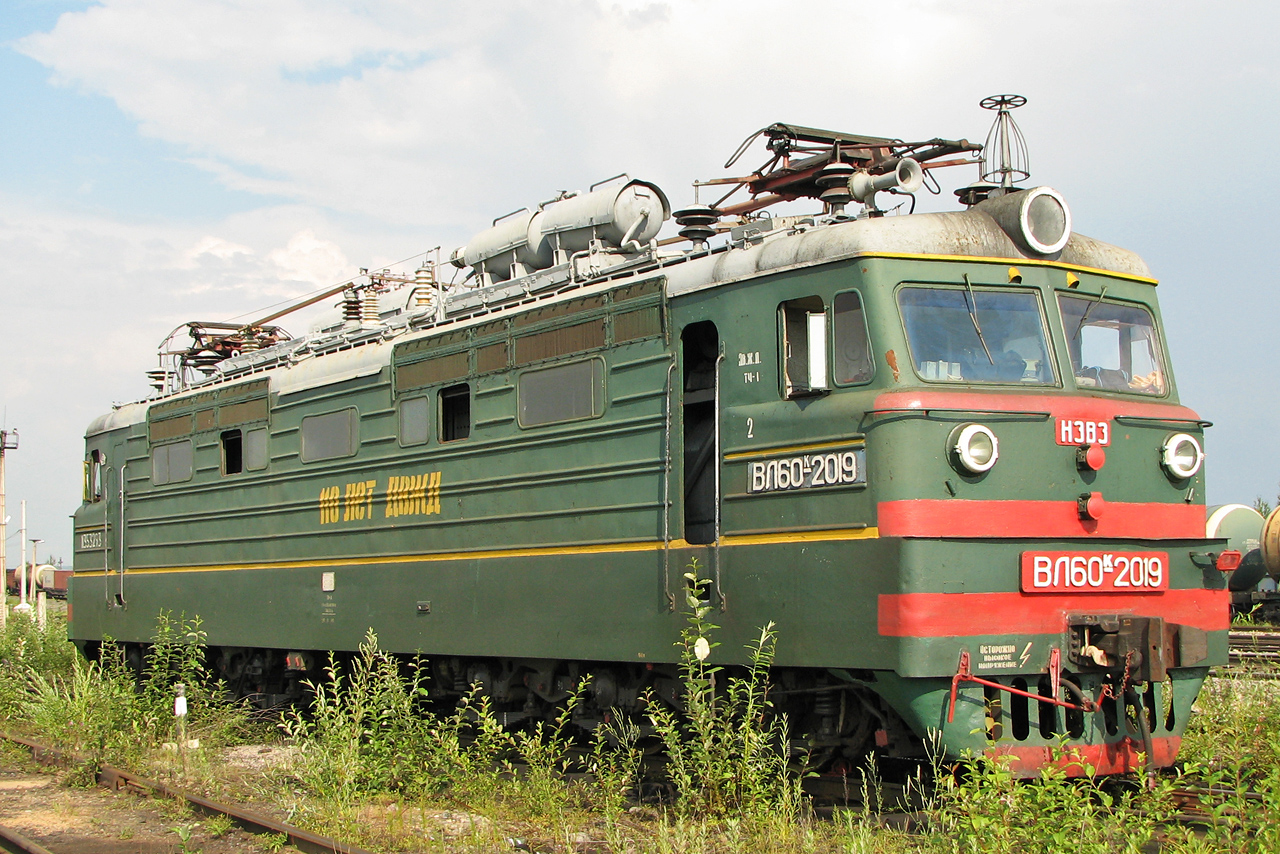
86, 194, 1153, 438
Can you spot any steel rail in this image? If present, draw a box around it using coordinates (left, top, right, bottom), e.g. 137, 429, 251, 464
0, 733, 376, 854
1227, 630, 1280, 670
0, 824, 54, 854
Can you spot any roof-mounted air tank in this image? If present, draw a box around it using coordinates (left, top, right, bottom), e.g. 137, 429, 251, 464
451, 176, 670, 283
450, 208, 544, 284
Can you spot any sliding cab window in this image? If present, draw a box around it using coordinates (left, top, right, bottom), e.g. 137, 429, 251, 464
84, 449, 104, 502
399, 396, 431, 446
832, 291, 875, 384
779, 296, 828, 398
1058, 294, 1167, 395
518, 358, 605, 428
897, 285, 1056, 385
152, 440, 194, 485
300, 408, 359, 462
439, 384, 471, 442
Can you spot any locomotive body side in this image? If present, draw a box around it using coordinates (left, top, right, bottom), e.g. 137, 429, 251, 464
68, 200, 1228, 774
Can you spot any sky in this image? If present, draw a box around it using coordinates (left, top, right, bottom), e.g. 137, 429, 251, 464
1, 0, 1277, 563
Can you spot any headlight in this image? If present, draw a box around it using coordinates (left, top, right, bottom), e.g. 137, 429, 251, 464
951, 423, 999, 474
1161, 433, 1204, 479
1020, 187, 1072, 254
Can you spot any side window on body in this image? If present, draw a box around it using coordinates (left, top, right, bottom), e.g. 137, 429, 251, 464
301, 409, 359, 462
399, 396, 431, 446
518, 359, 604, 428
833, 291, 874, 384
221, 430, 243, 475
244, 427, 269, 471
439, 384, 471, 442
152, 440, 193, 485
779, 296, 828, 398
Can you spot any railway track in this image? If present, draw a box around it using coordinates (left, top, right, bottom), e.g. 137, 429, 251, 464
0, 733, 373, 854
1227, 630, 1280, 669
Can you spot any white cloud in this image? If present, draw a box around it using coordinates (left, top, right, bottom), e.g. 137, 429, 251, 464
185, 234, 253, 264
268, 229, 348, 288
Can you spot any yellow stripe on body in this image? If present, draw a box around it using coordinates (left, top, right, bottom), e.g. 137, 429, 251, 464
70, 527, 881, 576
723, 438, 865, 461
856, 251, 1158, 285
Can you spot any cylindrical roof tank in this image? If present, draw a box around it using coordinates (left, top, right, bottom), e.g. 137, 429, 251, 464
528, 179, 671, 266
451, 208, 545, 283
1206, 504, 1267, 591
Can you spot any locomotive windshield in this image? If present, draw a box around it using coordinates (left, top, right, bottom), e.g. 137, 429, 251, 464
898, 286, 1056, 385
1058, 295, 1166, 395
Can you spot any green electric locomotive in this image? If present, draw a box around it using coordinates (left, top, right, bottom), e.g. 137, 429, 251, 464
70, 99, 1229, 776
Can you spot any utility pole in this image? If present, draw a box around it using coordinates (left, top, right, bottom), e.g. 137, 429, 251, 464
0, 429, 15, 629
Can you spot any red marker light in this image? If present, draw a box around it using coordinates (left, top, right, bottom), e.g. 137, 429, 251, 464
1215, 550, 1243, 572
1078, 491, 1105, 520
1076, 444, 1106, 471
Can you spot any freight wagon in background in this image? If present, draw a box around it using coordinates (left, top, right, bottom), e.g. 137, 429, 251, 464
69, 97, 1237, 777
7, 564, 70, 599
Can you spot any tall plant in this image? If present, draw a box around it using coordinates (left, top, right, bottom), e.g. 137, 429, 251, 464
645, 562, 802, 821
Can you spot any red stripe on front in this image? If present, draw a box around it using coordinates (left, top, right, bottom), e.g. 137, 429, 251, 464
872, 390, 1202, 423
987, 737, 1180, 776
878, 589, 1229, 636
877, 499, 1205, 539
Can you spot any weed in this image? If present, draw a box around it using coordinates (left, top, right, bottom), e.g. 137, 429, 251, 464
170, 822, 200, 854
1180, 673, 1280, 785
510, 679, 588, 818
644, 563, 802, 822
281, 629, 442, 802
204, 812, 235, 838
23, 644, 139, 764
587, 713, 643, 819
261, 830, 289, 852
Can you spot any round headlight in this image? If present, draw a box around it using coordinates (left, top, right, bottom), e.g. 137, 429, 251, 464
1161, 433, 1204, 479
951, 423, 999, 474
1019, 187, 1071, 254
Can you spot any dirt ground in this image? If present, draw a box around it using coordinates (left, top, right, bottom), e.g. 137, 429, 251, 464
0, 757, 278, 854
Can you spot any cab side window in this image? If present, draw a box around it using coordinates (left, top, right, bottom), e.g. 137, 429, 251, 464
779, 296, 828, 397
833, 291, 874, 384
84, 449, 104, 502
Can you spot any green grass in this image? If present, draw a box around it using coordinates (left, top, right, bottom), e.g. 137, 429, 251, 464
3, 602, 1280, 853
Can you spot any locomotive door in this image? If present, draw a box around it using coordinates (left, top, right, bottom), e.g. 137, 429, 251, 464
681, 321, 720, 546
102, 462, 127, 607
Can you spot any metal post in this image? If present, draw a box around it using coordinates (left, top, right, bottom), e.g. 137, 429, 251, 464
30, 539, 42, 620
175, 683, 188, 775
0, 429, 14, 629
14, 501, 28, 614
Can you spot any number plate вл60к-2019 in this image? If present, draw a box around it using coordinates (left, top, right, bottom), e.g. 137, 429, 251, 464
747, 449, 866, 494
1020, 551, 1168, 593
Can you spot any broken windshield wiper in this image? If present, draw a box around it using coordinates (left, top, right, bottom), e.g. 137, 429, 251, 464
962, 274, 994, 365
1071, 284, 1109, 341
